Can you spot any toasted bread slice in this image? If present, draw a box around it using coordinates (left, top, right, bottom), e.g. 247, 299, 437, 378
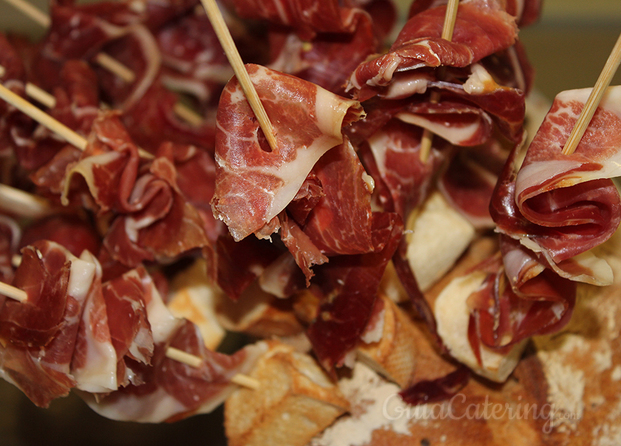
406, 191, 476, 292
225, 341, 349, 446
357, 295, 420, 388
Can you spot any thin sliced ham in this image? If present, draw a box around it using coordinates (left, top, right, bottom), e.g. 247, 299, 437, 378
211, 64, 364, 241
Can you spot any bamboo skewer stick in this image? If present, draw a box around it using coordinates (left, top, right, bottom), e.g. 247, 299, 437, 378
0, 82, 88, 150
166, 347, 260, 390
561, 32, 621, 156
0, 82, 154, 159
24, 82, 56, 109
200, 0, 278, 151
0, 184, 52, 219
0, 281, 27, 302
2, 0, 203, 125
419, 0, 460, 163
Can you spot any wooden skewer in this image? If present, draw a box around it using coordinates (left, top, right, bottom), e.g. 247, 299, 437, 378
0, 184, 52, 219
419, 0, 460, 163
165, 347, 261, 390
0, 281, 27, 302
0, 82, 154, 159
199, 0, 278, 151
0, 63, 66, 108
0, 82, 88, 150
562, 32, 621, 156
2, 0, 204, 125
24, 82, 56, 109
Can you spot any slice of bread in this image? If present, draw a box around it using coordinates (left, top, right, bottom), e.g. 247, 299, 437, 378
225, 341, 349, 446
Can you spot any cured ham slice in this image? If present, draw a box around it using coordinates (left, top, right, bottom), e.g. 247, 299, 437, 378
211, 64, 364, 242
438, 134, 512, 228
71, 251, 118, 393
156, 12, 232, 106
230, 0, 372, 40
347, 0, 518, 98
101, 268, 155, 386
61, 112, 210, 267
0, 241, 97, 407
306, 212, 403, 373
81, 321, 267, 423
509, 87, 621, 273
363, 119, 446, 218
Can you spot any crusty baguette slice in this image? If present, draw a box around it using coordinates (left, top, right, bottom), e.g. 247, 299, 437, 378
406, 190, 476, 292
357, 294, 420, 388
225, 341, 349, 446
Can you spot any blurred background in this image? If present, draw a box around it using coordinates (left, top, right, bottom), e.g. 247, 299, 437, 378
0, 0, 620, 445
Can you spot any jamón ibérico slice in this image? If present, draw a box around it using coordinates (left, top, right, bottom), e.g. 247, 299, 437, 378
301, 141, 376, 256
213, 234, 282, 301
439, 135, 512, 228
490, 88, 621, 284
365, 119, 446, 218
211, 64, 364, 242
231, 0, 371, 40
0, 241, 97, 407
408, 0, 542, 28
466, 249, 576, 352
102, 269, 154, 385
268, 11, 379, 96
62, 111, 141, 213
80, 320, 267, 423
71, 251, 119, 393
347, 0, 518, 100
156, 12, 231, 106
20, 214, 101, 258
306, 212, 403, 374
0, 242, 71, 346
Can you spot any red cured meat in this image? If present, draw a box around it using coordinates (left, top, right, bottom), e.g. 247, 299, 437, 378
231, 0, 372, 40
267, 10, 379, 96
306, 211, 403, 373
20, 214, 101, 258
0, 242, 93, 407
348, 0, 518, 98
495, 88, 621, 269
81, 320, 267, 422
211, 64, 364, 241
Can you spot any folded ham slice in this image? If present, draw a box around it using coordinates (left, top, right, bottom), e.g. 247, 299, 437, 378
495, 86, 621, 286
211, 64, 364, 242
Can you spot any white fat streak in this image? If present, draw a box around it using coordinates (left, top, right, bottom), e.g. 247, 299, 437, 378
61, 151, 123, 206
73, 250, 118, 393
136, 269, 183, 344
435, 271, 527, 382
119, 24, 162, 110
463, 63, 498, 94
396, 111, 482, 146
518, 236, 614, 286
262, 87, 357, 222
383, 72, 429, 99
67, 254, 97, 301
83, 386, 187, 422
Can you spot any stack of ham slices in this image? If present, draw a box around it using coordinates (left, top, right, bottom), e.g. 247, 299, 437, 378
1, 0, 621, 444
